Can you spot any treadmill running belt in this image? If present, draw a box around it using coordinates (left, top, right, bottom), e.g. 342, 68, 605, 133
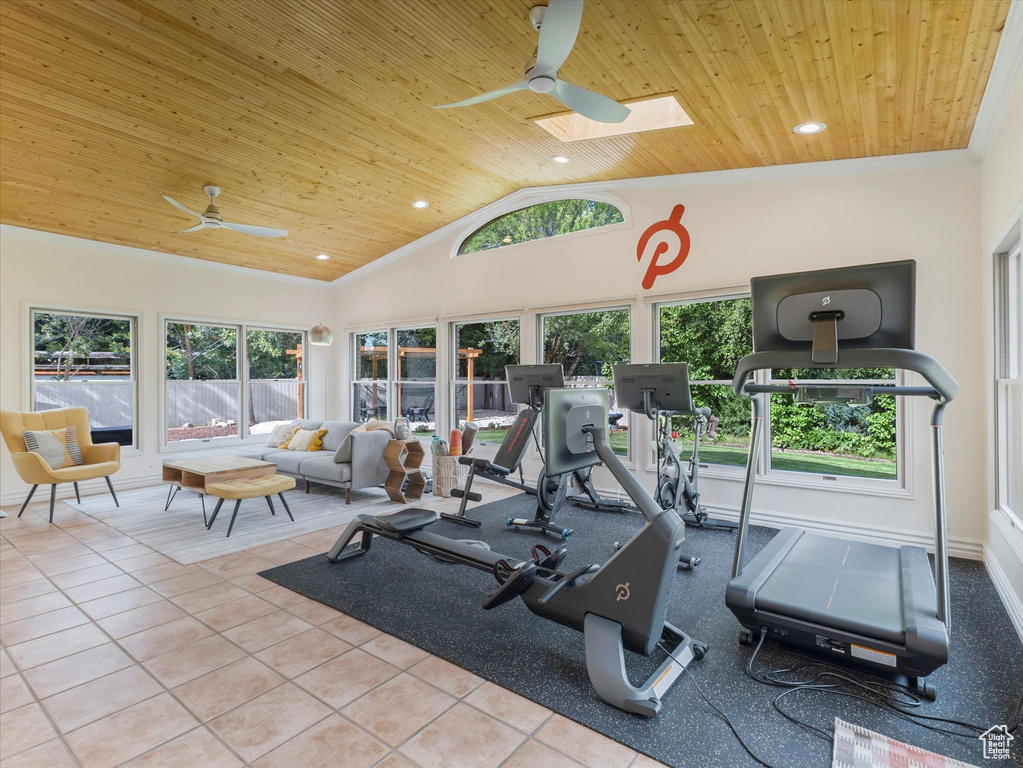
755, 534, 908, 644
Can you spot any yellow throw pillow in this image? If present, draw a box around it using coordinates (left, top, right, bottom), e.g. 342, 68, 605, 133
287, 428, 328, 451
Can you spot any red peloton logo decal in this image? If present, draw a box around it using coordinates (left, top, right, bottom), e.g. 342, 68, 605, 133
636, 204, 690, 290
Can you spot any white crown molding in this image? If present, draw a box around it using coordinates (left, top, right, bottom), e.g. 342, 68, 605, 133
0, 224, 330, 289
332, 148, 976, 290
969, 0, 1023, 159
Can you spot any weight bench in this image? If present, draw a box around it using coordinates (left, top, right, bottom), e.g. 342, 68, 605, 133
441, 408, 538, 527
205, 474, 296, 537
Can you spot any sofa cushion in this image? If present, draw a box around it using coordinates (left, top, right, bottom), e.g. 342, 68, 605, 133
333, 424, 367, 464
233, 444, 271, 459
264, 451, 309, 474
319, 421, 359, 453
294, 419, 324, 431
300, 455, 353, 485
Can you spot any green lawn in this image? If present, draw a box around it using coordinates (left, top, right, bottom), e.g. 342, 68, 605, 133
474, 429, 895, 479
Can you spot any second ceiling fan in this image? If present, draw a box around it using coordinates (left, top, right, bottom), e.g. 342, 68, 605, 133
434, 0, 631, 124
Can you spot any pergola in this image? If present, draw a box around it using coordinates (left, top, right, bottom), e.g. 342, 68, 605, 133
358, 346, 483, 420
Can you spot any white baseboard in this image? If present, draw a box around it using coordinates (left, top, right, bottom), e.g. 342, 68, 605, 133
984, 541, 1023, 644
1, 473, 162, 508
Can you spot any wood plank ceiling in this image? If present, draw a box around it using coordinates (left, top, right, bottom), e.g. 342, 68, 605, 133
0, 0, 1010, 281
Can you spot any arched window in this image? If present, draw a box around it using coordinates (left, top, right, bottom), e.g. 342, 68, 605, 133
456, 198, 625, 255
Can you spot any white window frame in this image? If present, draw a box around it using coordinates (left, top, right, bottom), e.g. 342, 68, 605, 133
652, 292, 910, 497
160, 314, 308, 452
351, 328, 391, 424
26, 304, 141, 455
536, 302, 634, 465
651, 292, 750, 480
394, 324, 439, 437
995, 241, 1023, 527
450, 316, 522, 446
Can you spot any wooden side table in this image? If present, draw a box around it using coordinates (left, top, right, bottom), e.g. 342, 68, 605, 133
383, 439, 426, 503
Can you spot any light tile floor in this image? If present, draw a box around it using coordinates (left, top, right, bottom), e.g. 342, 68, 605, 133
0, 487, 668, 768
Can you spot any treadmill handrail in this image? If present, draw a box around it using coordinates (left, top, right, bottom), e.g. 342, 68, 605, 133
731, 349, 958, 403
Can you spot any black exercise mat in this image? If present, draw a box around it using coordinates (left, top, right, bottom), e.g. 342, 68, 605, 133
259, 495, 1023, 768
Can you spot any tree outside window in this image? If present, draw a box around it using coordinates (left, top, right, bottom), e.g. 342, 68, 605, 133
459, 199, 623, 255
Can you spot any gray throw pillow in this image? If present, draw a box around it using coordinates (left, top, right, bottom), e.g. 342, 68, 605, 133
23, 429, 70, 469
333, 425, 367, 464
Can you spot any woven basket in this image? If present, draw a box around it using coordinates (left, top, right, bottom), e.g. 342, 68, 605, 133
432, 455, 468, 498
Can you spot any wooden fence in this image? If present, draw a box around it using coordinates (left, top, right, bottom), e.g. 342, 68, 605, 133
35, 379, 303, 429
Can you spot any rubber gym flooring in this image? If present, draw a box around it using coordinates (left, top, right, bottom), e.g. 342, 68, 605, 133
259, 494, 1023, 768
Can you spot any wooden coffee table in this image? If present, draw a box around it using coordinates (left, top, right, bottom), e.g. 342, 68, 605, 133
162, 456, 277, 521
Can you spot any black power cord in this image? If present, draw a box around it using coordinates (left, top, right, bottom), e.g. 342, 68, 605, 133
658, 633, 1023, 768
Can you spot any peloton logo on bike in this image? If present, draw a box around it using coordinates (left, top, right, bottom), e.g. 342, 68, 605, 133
822, 295, 832, 306
615, 582, 631, 602
636, 204, 690, 290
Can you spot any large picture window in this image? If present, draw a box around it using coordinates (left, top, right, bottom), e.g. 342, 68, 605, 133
996, 242, 1022, 524
164, 320, 306, 446
541, 306, 631, 456
32, 308, 138, 448
451, 319, 521, 444
657, 295, 900, 483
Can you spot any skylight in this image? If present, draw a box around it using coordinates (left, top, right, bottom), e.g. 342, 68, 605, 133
534, 94, 694, 143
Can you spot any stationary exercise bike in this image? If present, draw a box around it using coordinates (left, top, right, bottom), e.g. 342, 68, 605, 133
326, 386, 707, 717
615, 363, 738, 534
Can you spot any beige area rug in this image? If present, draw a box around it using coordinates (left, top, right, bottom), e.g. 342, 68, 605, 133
66, 482, 440, 565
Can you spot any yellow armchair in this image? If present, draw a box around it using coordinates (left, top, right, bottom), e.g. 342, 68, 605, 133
0, 407, 121, 523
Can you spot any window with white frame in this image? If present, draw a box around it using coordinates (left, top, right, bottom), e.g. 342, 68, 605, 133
352, 330, 389, 423
396, 326, 437, 439
996, 242, 1023, 524
657, 297, 752, 467
164, 320, 306, 445
657, 295, 902, 484
540, 306, 631, 456
31, 308, 138, 448
451, 318, 520, 444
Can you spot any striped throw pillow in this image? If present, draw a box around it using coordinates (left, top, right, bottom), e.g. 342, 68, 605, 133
65, 425, 84, 465
23, 428, 73, 469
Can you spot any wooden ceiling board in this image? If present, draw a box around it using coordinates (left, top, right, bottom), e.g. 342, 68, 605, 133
0, 0, 1010, 280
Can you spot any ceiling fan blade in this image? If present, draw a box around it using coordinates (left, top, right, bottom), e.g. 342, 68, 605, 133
175, 223, 208, 234
220, 221, 288, 238
434, 80, 529, 109
554, 80, 630, 123
163, 195, 204, 220
533, 0, 584, 78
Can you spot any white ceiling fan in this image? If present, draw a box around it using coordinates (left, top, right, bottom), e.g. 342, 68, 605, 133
434, 0, 630, 124
163, 186, 288, 238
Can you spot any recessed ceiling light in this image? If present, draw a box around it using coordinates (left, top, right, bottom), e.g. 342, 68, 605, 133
315, 253, 331, 261
793, 121, 827, 135
551, 155, 571, 164
412, 200, 429, 209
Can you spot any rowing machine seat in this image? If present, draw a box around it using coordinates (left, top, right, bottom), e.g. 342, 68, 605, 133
375, 508, 438, 534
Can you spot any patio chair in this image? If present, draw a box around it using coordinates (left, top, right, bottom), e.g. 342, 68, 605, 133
0, 407, 120, 523
405, 395, 434, 422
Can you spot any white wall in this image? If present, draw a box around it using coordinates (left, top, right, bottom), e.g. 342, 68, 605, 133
0, 226, 334, 504
331, 155, 987, 559
979, 57, 1023, 638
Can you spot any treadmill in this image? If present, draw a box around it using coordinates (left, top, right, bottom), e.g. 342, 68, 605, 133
725, 260, 958, 697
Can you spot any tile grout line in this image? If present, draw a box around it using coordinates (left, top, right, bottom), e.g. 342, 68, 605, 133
3, 500, 257, 768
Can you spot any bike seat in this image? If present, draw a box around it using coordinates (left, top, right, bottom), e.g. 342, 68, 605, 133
374, 508, 438, 533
